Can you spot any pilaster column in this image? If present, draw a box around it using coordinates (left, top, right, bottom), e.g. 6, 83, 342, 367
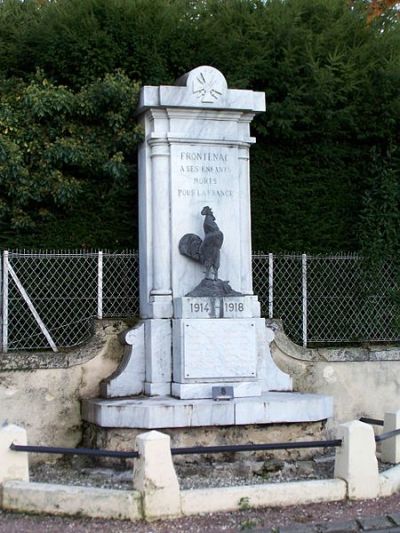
238, 143, 253, 294
149, 139, 172, 317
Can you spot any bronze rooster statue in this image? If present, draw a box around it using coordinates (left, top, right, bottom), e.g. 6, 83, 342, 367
179, 206, 224, 281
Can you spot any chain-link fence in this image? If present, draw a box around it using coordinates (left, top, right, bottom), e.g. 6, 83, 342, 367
0, 251, 138, 352
0, 250, 399, 351
253, 252, 400, 346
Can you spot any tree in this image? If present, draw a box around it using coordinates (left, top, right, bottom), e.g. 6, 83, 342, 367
0, 0, 399, 253
0, 71, 142, 248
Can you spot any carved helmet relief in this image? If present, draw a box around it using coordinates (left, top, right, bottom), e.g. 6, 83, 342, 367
175, 66, 228, 104
193, 71, 222, 103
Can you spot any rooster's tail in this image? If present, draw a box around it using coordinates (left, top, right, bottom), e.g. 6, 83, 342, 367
179, 233, 202, 262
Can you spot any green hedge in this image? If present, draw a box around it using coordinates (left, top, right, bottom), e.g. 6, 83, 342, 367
0, 0, 399, 253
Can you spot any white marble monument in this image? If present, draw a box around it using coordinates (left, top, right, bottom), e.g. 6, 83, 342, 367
137, 65, 291, 400
83, 66, 332, 429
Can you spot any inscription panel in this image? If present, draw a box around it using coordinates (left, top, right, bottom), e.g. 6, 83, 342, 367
171, 144, 241, 298
179, 319, 257, 380
176, 148, 234, 201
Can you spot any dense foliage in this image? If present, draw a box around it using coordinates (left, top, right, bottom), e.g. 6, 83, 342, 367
0, 0, 399, 253
0, 70, 142, 248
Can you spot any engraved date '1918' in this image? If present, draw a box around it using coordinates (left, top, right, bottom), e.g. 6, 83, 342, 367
189, 302, 244, 313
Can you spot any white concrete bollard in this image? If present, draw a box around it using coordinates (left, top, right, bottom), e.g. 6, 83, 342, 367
382, 411, 400, 464
334, 420, 379, 499
0, 424, 29, 485
133, 430, 181, 520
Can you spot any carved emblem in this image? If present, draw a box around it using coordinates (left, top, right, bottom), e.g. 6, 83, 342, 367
192, 71, 223, 103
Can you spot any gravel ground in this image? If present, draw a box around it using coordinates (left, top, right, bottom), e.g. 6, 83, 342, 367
29, 452, 392, 491
29, 452, 337, 490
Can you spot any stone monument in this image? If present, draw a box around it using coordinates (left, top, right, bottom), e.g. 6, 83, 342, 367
82, 67, 332, 430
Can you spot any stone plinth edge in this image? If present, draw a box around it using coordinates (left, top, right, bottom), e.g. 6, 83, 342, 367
82, 392, 333, 429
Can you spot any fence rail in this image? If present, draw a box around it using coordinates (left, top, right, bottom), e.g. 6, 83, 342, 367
0, 250, 399, 352
10, 437, 342, 459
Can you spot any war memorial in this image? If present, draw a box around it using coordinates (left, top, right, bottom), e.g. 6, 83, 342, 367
83, 66, 332, 435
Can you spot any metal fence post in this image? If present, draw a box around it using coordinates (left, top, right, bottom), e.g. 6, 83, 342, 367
97, 251, 103, 320
2, 251, 8, 353
302, 253, 308, 347
268, 253, 274, 319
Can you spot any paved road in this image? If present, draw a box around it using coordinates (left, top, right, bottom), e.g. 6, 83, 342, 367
274, 513, 400, 532
2, 495, 400, 532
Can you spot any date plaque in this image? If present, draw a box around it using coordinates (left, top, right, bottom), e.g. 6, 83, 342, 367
174, 296, 258, 319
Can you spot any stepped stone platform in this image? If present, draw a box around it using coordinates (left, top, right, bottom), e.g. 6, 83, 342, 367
82, 392, 332, 429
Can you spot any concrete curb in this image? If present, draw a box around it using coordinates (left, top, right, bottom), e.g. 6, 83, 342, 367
1, 419, 400, 522
181, 479, 346, 515
2, 466, 400, 522
379, 464, 400, 497
2, 480, 142, 521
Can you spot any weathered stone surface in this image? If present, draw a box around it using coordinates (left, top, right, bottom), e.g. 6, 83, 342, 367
0, 424, 29, 484
378, 463, 400, 497
144, 319, 172, 396
173, 318, 257, 383
334, 421, 379, 500
2, 480, 141, 520
100, 322, 145, 398
382, 411, 400, 464
180, 479, 346, 515
138, 67, 265, 318
171, 381, 261, 400
270, 321, 400, 425
83, 419, 329, 465
134, 66, 274, 396
82, 392, 333, 429
0, 319, 127, 371
0, 322, 127, 462
133, 431, 181, 519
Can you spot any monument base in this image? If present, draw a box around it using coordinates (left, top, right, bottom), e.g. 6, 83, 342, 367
82, 392, 333, 429
100, 321, 293, 399
82, 417, 331, 466
171, 381, 261, 400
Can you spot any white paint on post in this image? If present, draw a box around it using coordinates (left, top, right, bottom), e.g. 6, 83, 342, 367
302, 253, 307, 347
2, 251, 8, 353
268, 253, 273, 319
334, 420, 379, 499
0, 424, 29, 484
8, 262, 58, 352
97, 251, 103, 320
133, 430, 181, 519
382, 411, 400, 464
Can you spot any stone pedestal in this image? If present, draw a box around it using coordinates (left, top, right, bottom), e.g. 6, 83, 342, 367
172, 295, 264, 399
134, 67, 291, 399
87, 65, 332, 431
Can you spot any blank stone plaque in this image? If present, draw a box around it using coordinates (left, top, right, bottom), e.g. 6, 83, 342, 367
174, 319, 257, 381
